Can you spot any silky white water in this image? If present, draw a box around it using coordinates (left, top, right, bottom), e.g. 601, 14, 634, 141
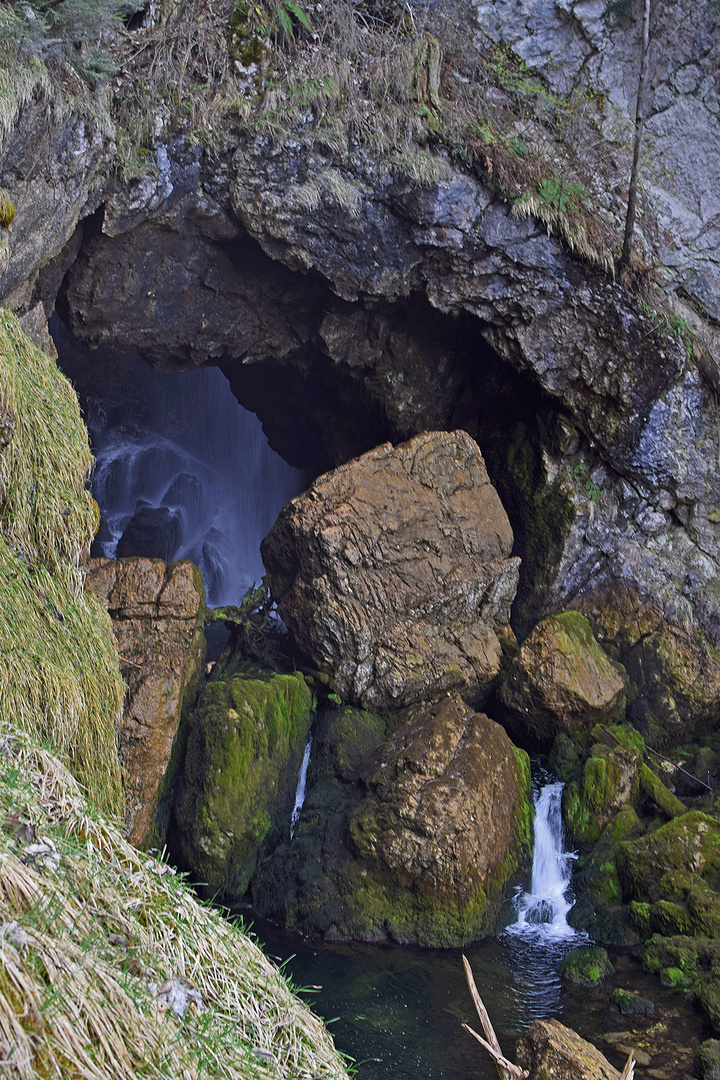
290, 736, 313, 838
508, 780, 579, 939
54, 325, 305, 608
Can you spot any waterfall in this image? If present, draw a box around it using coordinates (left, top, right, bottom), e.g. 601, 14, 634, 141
53, 327, 305, 608
508, 780, 580, 939
290, 736, 313, 838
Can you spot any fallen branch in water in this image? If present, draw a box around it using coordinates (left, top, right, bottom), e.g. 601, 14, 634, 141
462, 954, 528, 1080
462, 954, 635, 1080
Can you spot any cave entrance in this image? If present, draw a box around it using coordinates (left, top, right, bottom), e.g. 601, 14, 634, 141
52, 316, 306, 609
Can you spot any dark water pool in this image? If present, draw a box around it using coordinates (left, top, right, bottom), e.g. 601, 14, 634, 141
246, 915, 708, 1080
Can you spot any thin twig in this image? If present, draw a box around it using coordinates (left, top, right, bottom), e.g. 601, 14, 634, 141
462, 1025, 529, 1079
463, 955, 523, 1080
620, 1049, 635, 1080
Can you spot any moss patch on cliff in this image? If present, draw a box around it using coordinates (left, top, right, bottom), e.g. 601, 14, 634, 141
0, 310, 123, 817
0, 722, 349, 1080
173, 667, 315, 896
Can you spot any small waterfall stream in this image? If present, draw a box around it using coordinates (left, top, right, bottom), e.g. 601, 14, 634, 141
290, 736, 313, 838
507, 780, 579, 939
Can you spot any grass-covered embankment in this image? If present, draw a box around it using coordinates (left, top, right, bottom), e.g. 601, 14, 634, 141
0, 310, 350, 1077
0, 310, 123, 816
0, 722, 350, 1079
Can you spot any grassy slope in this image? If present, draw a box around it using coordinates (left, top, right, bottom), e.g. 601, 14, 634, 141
0, 310, 349, 1078
0, 310, 124, 817
0, 723, 349, 1079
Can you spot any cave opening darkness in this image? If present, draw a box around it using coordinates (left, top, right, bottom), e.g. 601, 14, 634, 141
51, 208, 568, 638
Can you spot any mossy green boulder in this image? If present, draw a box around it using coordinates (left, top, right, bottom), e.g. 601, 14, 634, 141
172, 666, 314, 897
559, 945, 614, 986
253, 695, 532, 946
498, 610, 626, 746
618, 811, 720, 904
563, 740, 642, 850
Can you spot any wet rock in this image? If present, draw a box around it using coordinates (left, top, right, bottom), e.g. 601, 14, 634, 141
252, 696, 532, 945
85, 556, 206, 848
499, 611, 626, 747
347, 697, 532, 944
261, 430, 520, 710
516, 1017, 621, 1080
117, 505, 181, 562
171, 663, 314, 898
610, 988, 655, 1016
559, 945, 614, 987
578, 581, 720, 749
563, 739, 643, 851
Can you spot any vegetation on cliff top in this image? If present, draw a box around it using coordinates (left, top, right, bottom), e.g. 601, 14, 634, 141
0, 721, 350, 1080
0, 310, 124, 816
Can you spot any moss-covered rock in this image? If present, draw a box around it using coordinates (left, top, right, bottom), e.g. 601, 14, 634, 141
638, 762, 687, 819
253, 696, 532, 945
610, 987, 655, 1015
698, 1038, 720, 1080
618, 811, 720, 904
563, 741, 642, 850
172, 665, 315, 897
499, 611, 627, 747
559, 945, 614, 986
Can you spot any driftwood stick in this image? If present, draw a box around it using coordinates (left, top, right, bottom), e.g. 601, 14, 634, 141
462, 1025, 529, 1079
118, 655, 142, 669
463, 955, 520, 1080
620, 1050, 635, 1080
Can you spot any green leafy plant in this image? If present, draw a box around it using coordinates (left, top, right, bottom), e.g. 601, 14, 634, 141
273, 0, 311, 41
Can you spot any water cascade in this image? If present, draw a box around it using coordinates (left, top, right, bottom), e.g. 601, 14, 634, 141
54, 326, 305, 607
290, 736, 313, 838
502, 775, 587, 1025
509, 780, 579, 939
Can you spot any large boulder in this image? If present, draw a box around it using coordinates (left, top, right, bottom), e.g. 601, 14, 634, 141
498, 611, 626, 746
85, 556, 206, 847
171, 664, 315, 898
516, 1019, 621, 1080
261, 430, 520, 710
253, 694, 532, 945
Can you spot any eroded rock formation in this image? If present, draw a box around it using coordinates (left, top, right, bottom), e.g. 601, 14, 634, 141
85, 556, 205, 847
261, 430, 520, 710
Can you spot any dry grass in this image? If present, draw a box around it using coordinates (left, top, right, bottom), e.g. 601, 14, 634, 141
0, 724, 350, 1080
106, 0, 633, 272
0, 310, 124, 817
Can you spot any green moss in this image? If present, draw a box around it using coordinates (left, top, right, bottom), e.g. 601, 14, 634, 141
559, 945, 614, 986
639, 763, 686, 819
0, 189, 15, 228
174, 669, 315, 896
0, 310, 123, 817
618, 811, 720, 904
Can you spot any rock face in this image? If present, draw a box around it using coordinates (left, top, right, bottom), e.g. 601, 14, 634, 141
261, 430, 520, 710
499, 612, 627, 745
516, 1018, 621, 1080
253, 695, 532, 945
85, 556, 205, 847
171, 665, 314, 898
